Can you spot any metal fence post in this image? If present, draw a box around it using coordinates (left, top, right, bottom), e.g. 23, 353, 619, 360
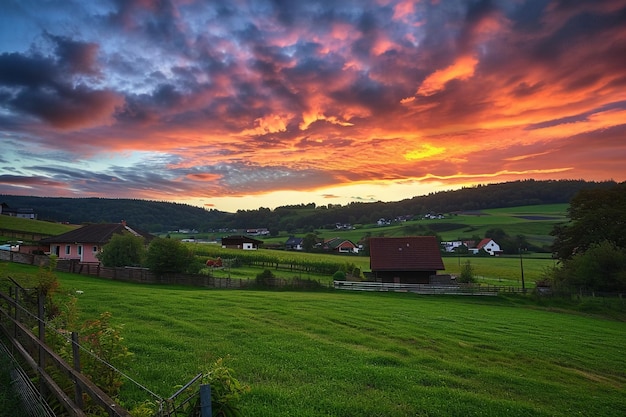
199, 384, 212, 417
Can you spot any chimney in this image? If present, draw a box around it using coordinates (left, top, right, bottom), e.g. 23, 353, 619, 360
121, 220, 127, 227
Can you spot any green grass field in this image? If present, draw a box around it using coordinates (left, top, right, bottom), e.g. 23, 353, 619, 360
190, 244, 552, 289
0, 216, 76, 242
3, 262, 624, 417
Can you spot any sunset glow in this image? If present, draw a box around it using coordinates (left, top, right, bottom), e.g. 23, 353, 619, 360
1, 1, 625, 212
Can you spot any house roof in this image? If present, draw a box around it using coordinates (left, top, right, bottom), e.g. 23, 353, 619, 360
40, 223, 153, 244
285, 236, 303, 245
369, 236, 444, 271
222, 235, 263, 244
325, 237, 356, 249
476, 238, 493, 249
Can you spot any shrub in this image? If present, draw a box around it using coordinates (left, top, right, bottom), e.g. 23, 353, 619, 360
200, 358, 250, 417
332, 270, 346, 281
256, 269, 275, 287
145, 238, 195, 275
458, 261, 476, 283
98, 234, 146, 267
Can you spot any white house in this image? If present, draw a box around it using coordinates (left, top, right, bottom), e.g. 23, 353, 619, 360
470, 238, 502, 256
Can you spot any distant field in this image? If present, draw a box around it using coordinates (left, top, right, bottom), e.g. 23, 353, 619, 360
0, 216, 76, 241
189, 244, 551, 289
6, 265, 617, 417
259, 204, 569, 250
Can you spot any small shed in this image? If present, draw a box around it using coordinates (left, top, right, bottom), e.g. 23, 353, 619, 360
221, 235, 262, 250
369, 236, 445, 284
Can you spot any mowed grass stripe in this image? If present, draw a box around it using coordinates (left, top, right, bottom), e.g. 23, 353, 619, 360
46, 271, 626, 417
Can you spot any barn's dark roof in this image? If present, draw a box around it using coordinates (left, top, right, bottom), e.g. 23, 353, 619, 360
369, 236, 444, 272
40, 223, 153, 244
221, 235, 263, 244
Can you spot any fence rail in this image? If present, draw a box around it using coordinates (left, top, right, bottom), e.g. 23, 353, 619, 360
0, 289, 132, 417
333, 281, 521, 295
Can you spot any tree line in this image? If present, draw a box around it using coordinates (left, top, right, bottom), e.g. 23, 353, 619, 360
1, 179, 619, 233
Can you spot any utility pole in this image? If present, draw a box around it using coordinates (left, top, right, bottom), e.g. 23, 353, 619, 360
519, 246, 526, 294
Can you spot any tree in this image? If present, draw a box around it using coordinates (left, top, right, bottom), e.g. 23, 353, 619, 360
98, 233, 146, 267
552, 183, 626, 260
144, 238, 194, 275
552, 241, 626, 292
548, 183, 626, 292
302, 233, 318, 252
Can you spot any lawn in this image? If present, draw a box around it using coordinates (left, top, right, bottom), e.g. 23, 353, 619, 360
0, 216, 76, 241
3, 262, 621, 417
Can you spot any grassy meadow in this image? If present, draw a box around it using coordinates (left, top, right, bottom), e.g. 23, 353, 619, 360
3, 262, 624, 417
190, 243, 553, 289
0, 215, 76, 242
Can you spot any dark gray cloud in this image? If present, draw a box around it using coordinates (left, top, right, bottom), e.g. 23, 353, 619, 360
1, 0, 625, 209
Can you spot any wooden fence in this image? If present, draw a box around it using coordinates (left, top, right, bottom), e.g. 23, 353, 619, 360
0, 285, 132, 416
0, 228, 53, 242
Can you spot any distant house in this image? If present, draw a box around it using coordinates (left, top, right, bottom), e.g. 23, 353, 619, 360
324, 237, 359, 254
470, 238, 502, 256
221, 235, 262, 250
246, 228, 270, 236
0, 203, 37, 219
441, 240, 474, 253
285, 236, 304, 251
369, 236, 445, 284
39, 221, 153, 263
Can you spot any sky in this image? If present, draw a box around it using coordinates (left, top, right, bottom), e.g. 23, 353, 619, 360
1, 0, 625, 213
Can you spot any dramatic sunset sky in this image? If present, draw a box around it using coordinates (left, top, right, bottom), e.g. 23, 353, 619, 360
1, 1, 625, 212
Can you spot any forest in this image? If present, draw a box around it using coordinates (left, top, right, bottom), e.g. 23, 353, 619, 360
1, 179, 619, 232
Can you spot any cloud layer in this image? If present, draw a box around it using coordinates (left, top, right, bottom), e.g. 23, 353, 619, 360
1, 0, 625, 211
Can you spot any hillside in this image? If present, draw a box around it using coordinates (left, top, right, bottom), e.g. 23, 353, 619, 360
1, 179, 618, 232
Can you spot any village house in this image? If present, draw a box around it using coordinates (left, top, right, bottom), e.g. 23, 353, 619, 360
221, 235, 263, 250
39, 221, 153, 263
369, 236, 445, 284
470, 238, 502, 256
245, 228, 270, 236
441, 240, 475, 253
285, 236, 304, 251
324, 237, 359, 254
0, 203, 37, 219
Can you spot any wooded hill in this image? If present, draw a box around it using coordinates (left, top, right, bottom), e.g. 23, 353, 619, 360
1, 179, 619, 232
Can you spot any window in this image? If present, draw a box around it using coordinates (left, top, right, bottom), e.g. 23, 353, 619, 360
78, 245, 83, 256
65, 245, 71, 255
93, 246, 98, 253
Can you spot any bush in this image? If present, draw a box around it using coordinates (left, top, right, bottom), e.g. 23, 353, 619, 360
332, 270, 346, 281
550, 240, 626, 292
458, 261, 476, 283
145, 238, 195, 275
200, 358, 250, 417
98, 233, 146, 267
256, 269, 275, 287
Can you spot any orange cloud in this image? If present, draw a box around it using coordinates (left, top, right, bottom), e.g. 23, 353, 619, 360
417, 55, 479, 96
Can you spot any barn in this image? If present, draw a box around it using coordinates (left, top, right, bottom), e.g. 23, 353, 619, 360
369, 236, 445, 284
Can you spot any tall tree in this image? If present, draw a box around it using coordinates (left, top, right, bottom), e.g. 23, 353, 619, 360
552, 183, 626, 260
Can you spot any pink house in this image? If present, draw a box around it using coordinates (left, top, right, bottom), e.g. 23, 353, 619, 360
39, 222, 153, 263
